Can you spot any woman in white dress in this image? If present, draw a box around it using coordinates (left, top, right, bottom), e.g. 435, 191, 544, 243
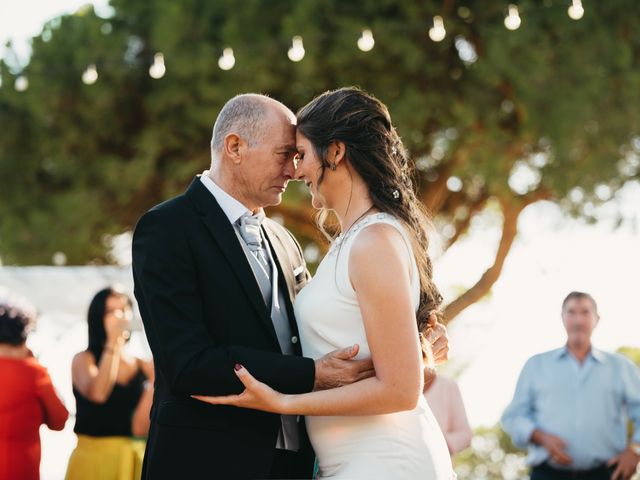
194, 87, 455, 479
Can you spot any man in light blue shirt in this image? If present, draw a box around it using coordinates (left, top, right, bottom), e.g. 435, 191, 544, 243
501, 291, 640, 480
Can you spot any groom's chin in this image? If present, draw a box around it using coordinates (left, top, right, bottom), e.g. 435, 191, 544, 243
265, 193, 284, 207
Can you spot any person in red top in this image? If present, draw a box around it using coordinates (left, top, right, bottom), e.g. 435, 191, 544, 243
0, 295, 69, 480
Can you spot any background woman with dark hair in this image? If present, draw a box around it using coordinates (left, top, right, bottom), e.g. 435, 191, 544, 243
0, 294, 68, 480
65, 286, 153, 480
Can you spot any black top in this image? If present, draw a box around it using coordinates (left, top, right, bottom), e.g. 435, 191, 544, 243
73, 367, 146, 437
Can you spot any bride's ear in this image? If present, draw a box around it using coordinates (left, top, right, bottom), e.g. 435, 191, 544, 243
330, 141, 347, 167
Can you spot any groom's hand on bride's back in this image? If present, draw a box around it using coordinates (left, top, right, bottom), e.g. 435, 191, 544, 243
313, 344, 375, 391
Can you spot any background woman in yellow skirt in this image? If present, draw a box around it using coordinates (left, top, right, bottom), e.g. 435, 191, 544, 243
66, 286, 153, 480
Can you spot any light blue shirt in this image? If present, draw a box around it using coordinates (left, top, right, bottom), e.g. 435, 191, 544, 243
501, 346, 640, 470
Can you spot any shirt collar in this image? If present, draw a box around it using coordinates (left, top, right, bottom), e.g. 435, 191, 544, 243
556, 344, 605, 364
200, 172, 259, 225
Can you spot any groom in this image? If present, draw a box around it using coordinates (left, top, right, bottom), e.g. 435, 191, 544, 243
132, 93, 449, 479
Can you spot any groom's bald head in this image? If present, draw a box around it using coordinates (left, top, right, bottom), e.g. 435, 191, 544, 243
210, 94, 295, 163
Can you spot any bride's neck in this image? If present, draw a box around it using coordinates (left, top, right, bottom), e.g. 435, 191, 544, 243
334, 181, 376, 232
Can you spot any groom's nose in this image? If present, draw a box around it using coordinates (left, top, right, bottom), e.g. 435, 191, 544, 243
282, 158, 296, 180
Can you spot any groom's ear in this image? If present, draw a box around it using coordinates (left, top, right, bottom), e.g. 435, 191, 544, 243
223, 133, 242, 164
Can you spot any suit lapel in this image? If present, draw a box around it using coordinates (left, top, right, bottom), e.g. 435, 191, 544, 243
263, 222, 304, 355
185, 178, 279, 347
263, 223, 296, 303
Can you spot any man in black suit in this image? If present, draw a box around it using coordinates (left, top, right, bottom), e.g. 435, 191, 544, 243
132, 94, 378, 479
132, 94, 449, 479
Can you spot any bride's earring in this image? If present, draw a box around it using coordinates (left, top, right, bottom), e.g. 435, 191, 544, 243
330, 163, 337, 171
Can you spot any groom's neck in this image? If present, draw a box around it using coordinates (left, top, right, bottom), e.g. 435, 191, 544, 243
206, 169, 260, 213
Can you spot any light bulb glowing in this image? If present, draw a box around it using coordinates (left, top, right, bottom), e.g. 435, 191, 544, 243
82, 64, 98, 85
428, 16, 446, 42
15, 75, 28, 92
357, 29, 375, 52
504, 4, 521, 30
288, 36, 305, 62
568, 0, 584, 20
149, 53, 166, 79
218, 48, 236, 70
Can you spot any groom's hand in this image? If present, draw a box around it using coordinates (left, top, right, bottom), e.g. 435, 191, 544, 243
313, 344, 375, 391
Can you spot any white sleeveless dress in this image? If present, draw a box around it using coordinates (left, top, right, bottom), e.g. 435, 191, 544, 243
294, 213, 455, 479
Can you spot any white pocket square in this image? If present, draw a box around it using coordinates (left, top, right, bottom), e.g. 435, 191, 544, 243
293, 265, 304, 277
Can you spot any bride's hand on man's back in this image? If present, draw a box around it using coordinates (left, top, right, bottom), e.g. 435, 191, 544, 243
425, 314, 449, 365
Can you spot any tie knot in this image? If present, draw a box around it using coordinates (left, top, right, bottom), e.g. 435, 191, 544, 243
238, 211, 265, 251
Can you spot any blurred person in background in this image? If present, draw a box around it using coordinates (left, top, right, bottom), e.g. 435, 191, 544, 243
65, 286, 153, 480
423, 369, 472, 456
0, 293, 68, 480
501, 291, 640, 480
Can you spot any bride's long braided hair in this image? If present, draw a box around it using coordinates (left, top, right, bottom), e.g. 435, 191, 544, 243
296, 87, 443, 357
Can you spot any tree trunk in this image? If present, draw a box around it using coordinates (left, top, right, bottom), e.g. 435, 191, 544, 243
441, 197, 525, 324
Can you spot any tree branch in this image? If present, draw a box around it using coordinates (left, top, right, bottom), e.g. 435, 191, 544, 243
441, 189, 549, 324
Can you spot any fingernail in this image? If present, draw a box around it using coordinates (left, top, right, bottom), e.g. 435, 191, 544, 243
234, 363, 243, 371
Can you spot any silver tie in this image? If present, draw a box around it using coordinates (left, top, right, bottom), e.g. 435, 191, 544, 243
237, 211, 270, 277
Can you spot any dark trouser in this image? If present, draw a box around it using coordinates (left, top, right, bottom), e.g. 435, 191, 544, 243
531, 462, 614, 480
269, 449, 305, 479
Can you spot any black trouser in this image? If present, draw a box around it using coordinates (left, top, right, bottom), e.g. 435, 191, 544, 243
269, 449, 304, 479
531, 462, 614, 480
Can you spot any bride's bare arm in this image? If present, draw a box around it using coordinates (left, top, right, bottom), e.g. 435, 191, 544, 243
194, 223, 425, 416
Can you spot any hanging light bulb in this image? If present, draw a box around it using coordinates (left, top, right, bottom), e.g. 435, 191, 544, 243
428, 16, 446, 42
149, 53, 166, 79
568, 0, 584, 20
357, 29, 375, 52
218, 48, 236, 70
82, 64, 98, 85
504, 4, 521, 30
288, 36, 305, 62
15, 75, 28, 92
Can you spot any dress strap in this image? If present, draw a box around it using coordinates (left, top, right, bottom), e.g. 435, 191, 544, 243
331, 213, 420, 306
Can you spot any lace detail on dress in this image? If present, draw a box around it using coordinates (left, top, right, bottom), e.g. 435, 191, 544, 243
327, 213, 392, 256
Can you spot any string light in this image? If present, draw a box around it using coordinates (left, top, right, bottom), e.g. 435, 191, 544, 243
82, 64, 98, 85
218, 48, 236, 70
288, 36, 305, 62
504, 4, 522, 30
5, 10, 600, 88
568, 0, 584, 20
149, 53, 166, 79
15, 75, 28, 92
428, 16, 446, 42
357, 29, 375, 52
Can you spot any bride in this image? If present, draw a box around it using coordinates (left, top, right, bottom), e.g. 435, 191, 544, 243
194, 87, 455, 479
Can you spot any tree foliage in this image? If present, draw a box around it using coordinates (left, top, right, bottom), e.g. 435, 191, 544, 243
1, 0, 639, 319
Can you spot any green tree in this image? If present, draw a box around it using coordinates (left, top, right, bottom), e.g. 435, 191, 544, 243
454, 424, 528, 480
1, 0, 639, 320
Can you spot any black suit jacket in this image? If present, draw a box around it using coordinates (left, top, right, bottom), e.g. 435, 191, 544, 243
132, 177, 316, 479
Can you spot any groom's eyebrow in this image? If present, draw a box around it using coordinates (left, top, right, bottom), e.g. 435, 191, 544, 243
276, 144, 298, 153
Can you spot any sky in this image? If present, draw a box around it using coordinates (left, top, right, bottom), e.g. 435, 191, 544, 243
2, 2, 640, 477
0, 0, 111, 66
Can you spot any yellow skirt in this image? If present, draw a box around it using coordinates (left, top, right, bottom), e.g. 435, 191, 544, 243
65, 435, 146, 480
